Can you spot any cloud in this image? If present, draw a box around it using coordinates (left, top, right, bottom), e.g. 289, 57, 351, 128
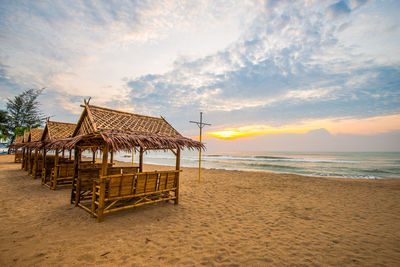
327, 1, 351, 19
0, 0, 399, 150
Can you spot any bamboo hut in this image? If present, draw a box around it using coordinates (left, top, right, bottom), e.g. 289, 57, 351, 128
24, 128, 44, 177
49, 103, 203, 222
40, 121, 76, 189
21, 130, 30, 170
13, 135, 24, 163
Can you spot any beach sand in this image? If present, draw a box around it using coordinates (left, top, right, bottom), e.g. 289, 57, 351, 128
0, 154, 399, 266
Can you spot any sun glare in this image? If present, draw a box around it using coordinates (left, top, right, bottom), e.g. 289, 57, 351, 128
207, 114, 400, 140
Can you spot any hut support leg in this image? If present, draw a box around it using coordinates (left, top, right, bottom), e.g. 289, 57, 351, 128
91, 182, 97, 218
97, 179, 106, 222
139, 147, 144, 172
175, 148, 181, 205
52, 149, 59, 190
71, 147, 81, 204
42, 148, 47, 185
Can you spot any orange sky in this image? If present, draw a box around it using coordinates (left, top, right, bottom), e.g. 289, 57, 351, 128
207, 114, 400, 140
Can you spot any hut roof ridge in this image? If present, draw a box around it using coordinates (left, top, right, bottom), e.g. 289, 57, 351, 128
74, 104, 182, 138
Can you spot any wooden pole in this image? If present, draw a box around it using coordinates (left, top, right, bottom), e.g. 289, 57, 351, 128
41, 148, 46, 185
21, 147, 25, 169
32, 148, 38, 178
71, 147, 80, 204
52, 148, 59, 189
198, 127, 202, 184
110, 150, 114, 165
139, 147, 144, 172
92, 149, 96, 163
175, 148, 181, 205
190, 112, 210, 184
101, 144, 109, 176
131, 150, 134, 166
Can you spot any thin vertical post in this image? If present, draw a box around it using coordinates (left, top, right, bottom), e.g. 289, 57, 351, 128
132, 150, 134, 166
175, 148, 181, 204
110, 150, 114, 164
101, 144, 109, 176
53, 148, 59, 189
21, 147, 25, 169
139, 147, 144, 172
41, 148, 47, 184
92, 149, 96, 163
198, 126, 202, 183
71, 147, 80, 204
190, 112, 210, 184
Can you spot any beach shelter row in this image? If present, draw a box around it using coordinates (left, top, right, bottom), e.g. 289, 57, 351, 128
13, 103, 203, 222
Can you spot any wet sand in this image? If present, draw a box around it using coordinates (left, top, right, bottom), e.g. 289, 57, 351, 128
0, 154, 399, 266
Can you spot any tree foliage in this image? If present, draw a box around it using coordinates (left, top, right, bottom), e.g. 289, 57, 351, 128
0, 110, 9, 141
4, 88, 46, 144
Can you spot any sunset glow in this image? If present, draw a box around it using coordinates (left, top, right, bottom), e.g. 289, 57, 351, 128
208, 114, 400, 140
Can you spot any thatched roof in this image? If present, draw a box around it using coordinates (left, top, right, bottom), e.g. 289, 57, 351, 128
15, 135, 23, 144
23, 130, 30, 143
30, 128, 44, 142
73, 105, 182, 137
42, 121, 76, 141
8, 135, 24, 149
22, 128, 44, 149
49, 104, 204, 151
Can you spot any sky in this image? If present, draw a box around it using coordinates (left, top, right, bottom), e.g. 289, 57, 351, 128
0, 0, 399, 152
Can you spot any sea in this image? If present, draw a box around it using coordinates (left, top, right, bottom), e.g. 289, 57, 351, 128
113, 151, 400, 180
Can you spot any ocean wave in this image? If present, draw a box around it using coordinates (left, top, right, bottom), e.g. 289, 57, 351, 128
200, 155, 358, 164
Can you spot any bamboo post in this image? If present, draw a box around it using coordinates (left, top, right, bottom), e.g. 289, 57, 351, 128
42, 148, 47, 184
175, 148, 181, 205
52, 148, 59, 190
62, 149, 65, 159
110, 150, 114, 165
131, 150, 134, 166
90, 182, 97, 218
32, 148, 38, 179
139, 147, 144, 172
71, 147, 81, 204
97, 178, 106, 222
190, 112, 210, 184
102, 144, 109, 176
198, 128, 202, 183
21, 147, 25, 169
92, 149, 96, 163
98, 143, 109, 222
69, 149, 72, 160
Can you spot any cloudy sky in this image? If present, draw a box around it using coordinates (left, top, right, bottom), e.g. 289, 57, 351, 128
1, 0, 399, 151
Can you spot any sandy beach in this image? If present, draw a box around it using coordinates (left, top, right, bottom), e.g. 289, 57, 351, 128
0, 154, 399, 266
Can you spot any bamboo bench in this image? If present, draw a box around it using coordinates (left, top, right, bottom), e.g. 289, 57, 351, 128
42, 162, 115, 190
30, 154, 53, 178
71, 166, 140, 212
91, 170, 181, 222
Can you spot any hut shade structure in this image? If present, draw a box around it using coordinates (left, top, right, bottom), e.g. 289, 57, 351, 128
13, 135, 24, 163
61, 103, 203, 222
25, 128, 44, 177
21, 130, 30, 170
40, 121, 77, 189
